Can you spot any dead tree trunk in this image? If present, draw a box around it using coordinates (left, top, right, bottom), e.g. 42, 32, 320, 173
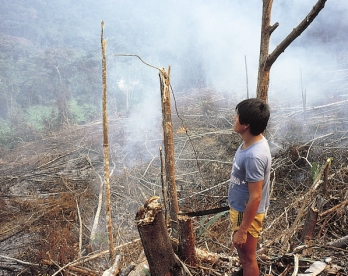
135, 196, 183, 276
256, 0, 276, 103
300, 195, 324, 242
281, 158, 332, 252
178, 216, 197, 266
256, 0, 327, 103
159, 67, 179, 239
300, 158, 332, 243
101, 20, 115, 262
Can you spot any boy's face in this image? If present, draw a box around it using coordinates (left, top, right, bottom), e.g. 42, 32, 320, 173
233, 114, 249, 134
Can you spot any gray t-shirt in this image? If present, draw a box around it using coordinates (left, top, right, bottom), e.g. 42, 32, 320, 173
228, 136, 271, 214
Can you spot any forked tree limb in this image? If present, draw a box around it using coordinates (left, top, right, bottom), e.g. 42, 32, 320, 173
266, 0, 327, 68
257, 0, 327, 102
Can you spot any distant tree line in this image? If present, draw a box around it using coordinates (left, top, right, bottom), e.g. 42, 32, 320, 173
0, 1, 209, 149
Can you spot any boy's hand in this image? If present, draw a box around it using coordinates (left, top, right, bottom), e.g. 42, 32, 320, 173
231, 229, 247, 251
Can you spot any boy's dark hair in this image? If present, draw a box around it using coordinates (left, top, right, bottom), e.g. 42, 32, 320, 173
236, 98, 270, 136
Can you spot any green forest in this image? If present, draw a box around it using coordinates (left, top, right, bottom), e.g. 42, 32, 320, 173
0, 1, 102, 147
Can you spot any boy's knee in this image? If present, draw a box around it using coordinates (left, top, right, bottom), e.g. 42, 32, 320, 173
237, 248, 256, 266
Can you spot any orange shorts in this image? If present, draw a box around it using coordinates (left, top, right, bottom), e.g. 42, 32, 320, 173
229, 208, 264, 238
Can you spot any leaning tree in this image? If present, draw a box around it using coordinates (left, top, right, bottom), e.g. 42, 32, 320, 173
256, 0, 327, 103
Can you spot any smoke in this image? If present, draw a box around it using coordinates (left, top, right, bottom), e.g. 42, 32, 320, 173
71, 0, 348, 162
96, 0, 347, 105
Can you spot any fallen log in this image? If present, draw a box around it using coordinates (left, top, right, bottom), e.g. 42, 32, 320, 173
328, 235, 348, 249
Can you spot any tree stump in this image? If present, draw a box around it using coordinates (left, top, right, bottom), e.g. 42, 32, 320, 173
135, 196, 183, 276
178, 215, 197, 266
301, 195, 324, 242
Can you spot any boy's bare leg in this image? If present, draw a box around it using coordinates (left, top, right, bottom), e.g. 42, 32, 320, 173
235, 232, 259, 276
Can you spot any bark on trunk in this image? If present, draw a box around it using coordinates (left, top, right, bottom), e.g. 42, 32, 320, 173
159, 67, 179, 239
135, 196, 183, 276
101, 20, 115, 262
178, 215, 197, 266
256, 0, 275, 103
300, 198, 320, 242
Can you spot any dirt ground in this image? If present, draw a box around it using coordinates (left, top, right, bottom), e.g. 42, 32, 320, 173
1, 90, 348, 275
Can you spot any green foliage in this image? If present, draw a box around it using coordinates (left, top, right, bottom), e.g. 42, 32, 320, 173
0, 118, 13, 146
310, 162, 320, 180
311, 158, 333, 181
198, 211, 229, 237
25, 105, 56, 131
142, 268, 151, 276
68, 99, 97, 124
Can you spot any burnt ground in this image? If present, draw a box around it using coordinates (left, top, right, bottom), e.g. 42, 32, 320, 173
0, 89, 348, 275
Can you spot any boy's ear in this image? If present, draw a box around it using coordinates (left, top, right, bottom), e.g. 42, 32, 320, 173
244, 124, 250, 129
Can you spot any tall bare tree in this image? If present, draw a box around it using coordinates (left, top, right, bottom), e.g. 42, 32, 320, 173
101, 20, 115, 262
159, 67, 180, 239
256, 0, 327, 103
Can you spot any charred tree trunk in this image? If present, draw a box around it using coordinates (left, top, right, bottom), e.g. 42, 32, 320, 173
135, 197, 183, 276
159, 67, 179, 239
178, 216, 197, 266
256, 0, 327, 103
300, 196, 324, 242
301, 205, 319, 242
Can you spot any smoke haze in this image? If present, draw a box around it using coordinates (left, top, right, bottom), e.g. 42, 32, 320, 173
93, 0, 348, 107
1, 0, 348, 148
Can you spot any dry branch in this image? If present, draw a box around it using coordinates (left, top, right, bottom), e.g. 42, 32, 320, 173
89, 173, 104, 249
328, 235, 348, 249
268, 158, 333, 253
0, 255, 40, 267
319, 199, 348, 217
267, 0, 327, 67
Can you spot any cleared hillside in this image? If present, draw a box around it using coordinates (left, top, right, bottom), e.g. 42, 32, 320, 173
1, 90, 348, 275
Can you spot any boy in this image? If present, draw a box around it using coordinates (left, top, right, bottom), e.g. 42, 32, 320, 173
229, 98, 271, 276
